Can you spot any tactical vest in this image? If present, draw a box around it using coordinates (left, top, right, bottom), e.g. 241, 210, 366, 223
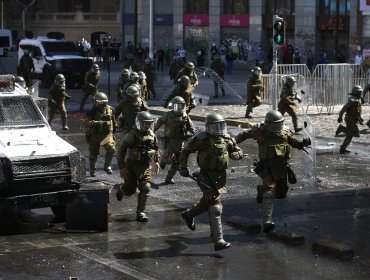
90, 106, 115, 135
258, 130, 291, 160
126, 130, 157, 163
347, 98, 362, 120
280, 85, 294, 99
197, 136, 229, 171
164, 111, 188, 139
122, 97, 145, 129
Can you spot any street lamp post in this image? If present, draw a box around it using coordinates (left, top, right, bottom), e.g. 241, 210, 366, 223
16, 0, 36, 37
149, 0, 153, 59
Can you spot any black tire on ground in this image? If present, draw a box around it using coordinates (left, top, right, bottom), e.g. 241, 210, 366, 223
51, 205, 66, 223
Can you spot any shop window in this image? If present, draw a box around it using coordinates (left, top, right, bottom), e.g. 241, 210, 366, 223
223, 0, 249, 14
184, 0, 209, 14
266, 0, 295, 15
318, 0, 350, 16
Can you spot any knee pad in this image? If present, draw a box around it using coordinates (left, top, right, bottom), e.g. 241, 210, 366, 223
209, 203, 222, 216
139, 182, 151, 194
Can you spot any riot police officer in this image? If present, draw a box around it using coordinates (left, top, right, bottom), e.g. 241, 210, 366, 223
18, 49, 35, 88
245, 66, 264, 118
335, 85, 364, 154
169, 56, 185, 85
163, 75, 195, 114
116, 111, 160, 222
179, 113, 243, 251
277, 76, 302, 133
154, 96, 195, 184
210, 54, 226, 98
48, 74, 71, 131
138, 71, 149, 100
143, 58, 157, 99
124, 53, 139, 72
115, 85, 149, 135
362, 83, 370, 129
85, 92, 117, 176
116, 68, 130, 104
175, 62, 199, 91
80, 63, 100, 112
235, 110, 311, 233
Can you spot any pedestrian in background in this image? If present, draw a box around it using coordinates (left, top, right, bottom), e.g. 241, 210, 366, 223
47, 74, 71, 131
165, 44, 171, 66
179, 113, 243, 251
306, 49, 314, 72
235, 110, 311, 234
156, 46, 165, 72
225, 49, 234, 75
143, 58, 157, 99
335, 85, 364, 154
18, 49, 35, 88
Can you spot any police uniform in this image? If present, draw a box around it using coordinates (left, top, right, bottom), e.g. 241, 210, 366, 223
336, 85, 364, 154
154, 109, 195, 183
18, 52, 35, 88
175, 68, 199, 90
169, 59, 185, 85
80, 68, 100, 111
163, 85, 195, 114
245, 69, 264, 118
235, 110, 310, 233
143, 62, 157, 99
116, 70, 130, 104
362, 83, 370, 128
116, 115, 160, 222
85, 99, 116, 176
47, 78, 71, 130
179, 113, 243, 251
210, 57, 226, 97
277, 77, 302, 132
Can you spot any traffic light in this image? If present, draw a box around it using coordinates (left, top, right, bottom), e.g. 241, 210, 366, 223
273, 15, 285, 45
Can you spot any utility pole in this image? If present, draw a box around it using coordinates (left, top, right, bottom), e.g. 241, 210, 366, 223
149, 0, 153, 59
16, 0, 36, 37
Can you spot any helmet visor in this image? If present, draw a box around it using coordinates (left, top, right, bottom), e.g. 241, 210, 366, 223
206, 121, 227, 136
266, 121, 283, 132
95, 100, 108, 110
173, 103, 185, 114
136, 120, 154, 132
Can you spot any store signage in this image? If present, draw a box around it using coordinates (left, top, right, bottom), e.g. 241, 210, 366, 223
220, 15, 249, 27
154, 14, 173, 25
183, 14, 209, 26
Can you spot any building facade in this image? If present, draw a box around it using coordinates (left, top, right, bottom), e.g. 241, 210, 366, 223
5, 0, 369, 64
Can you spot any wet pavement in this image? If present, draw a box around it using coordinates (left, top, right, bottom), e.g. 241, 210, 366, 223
1, 61, 370, 279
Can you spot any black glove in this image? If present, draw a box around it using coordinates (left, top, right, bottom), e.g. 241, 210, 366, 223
302, 137, 311, 147
179, 166, 190, 177
337, 117, 343, 123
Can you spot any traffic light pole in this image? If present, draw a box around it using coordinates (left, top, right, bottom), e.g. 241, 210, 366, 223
272, 15, 279, 110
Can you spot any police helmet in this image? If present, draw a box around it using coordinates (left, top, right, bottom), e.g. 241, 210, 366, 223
285, 76, 296, 87
171, 96, 186, 115
264, 110, 285, 132
15, 76, 26, 88
138, 71, 147, 80
93, 92, 108, 109
178, 75, 190, 88
205, 113, 227, 136
252, 66, 262, 77
135, 111, 155, 132
92, 63, 100, 73
185, 62, 195, 70
121, 68, 130, 79
350, 85, 363, 98
130, 72, 140, 83
125, 85, 140, 98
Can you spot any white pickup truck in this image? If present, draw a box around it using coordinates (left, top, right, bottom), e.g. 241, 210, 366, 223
0, 75, 85, 227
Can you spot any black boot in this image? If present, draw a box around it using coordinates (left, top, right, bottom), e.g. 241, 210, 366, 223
181, 209, 196, 231
335, 124, 346, 136
340, 145, 351, 154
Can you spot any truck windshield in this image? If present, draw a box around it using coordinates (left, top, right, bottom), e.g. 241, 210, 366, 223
41, 41, 80, 56
0, 96, 45, 126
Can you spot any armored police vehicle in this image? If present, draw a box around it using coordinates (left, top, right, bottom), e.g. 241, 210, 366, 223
18, 37, 92, 88
0, 75, 85, 226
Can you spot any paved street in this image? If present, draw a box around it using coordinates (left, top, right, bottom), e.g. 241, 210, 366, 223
1, 61, 370, 279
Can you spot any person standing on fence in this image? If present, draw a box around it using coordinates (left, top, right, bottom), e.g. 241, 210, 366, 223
210, 54, 226, 98
277, 76, 303, 133
335, 85, 364, 154
245, 66, 264, 118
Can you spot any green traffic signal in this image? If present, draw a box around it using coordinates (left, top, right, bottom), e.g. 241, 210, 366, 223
274, 34, 284, 45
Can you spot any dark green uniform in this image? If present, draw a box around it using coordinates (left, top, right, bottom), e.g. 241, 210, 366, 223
18, 53, 35, 88
337, 95, 363, 153
245, 75, 263, 117
169, 59, 185, 85
116, 75, 130, 104
277, 83, 301, 132
85, 105, 117, 175
363, 83, 370, 128
115, 95, 149, 134
143, 62, 157, 99
175, 68, 199, 90
47, 82, 70, 128
154, 111, 195, 183
210, 58, 226, 97
179, 131, 243, 249
80, 69, 100, 111
163, 85, 195, 114
116, 128, 160, 219
139, 79, 149, 100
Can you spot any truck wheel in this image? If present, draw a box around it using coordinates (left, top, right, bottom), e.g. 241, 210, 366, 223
51, 205, 66, 223
0, 201, 19, 234
42, 68, 53, 88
